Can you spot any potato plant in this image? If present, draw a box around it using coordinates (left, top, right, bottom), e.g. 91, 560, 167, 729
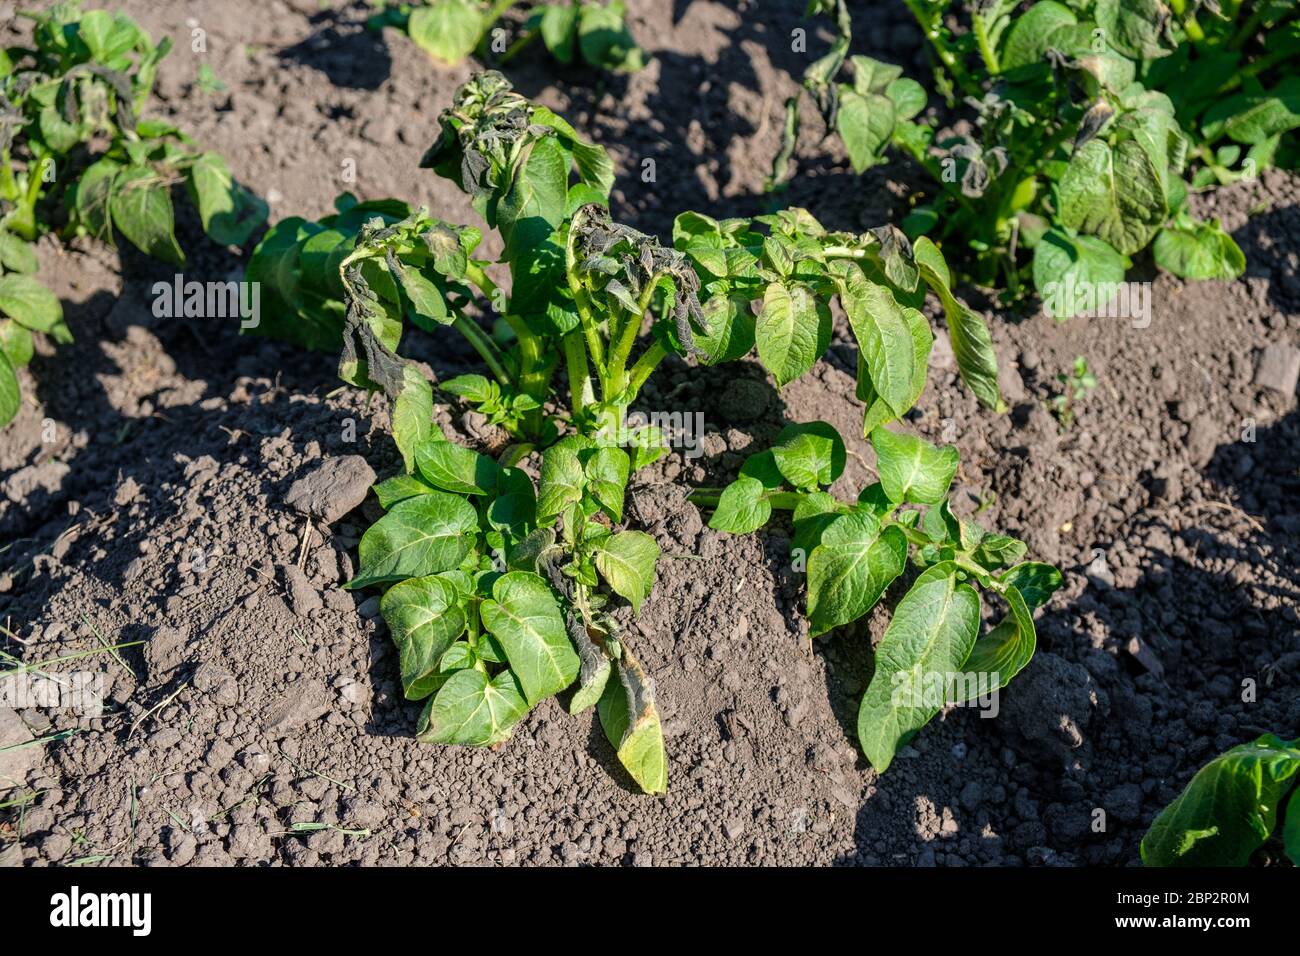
771, 0, 1295, 313
247, 71, 1007, 792
694, 421, 1061, 770
367, 0, 644, 72
0, 2, 267, 425
1142, 734, 1300, 867
0, 226, 67, 425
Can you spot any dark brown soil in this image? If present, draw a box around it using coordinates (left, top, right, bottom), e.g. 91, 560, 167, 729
1, 0, 1297, 867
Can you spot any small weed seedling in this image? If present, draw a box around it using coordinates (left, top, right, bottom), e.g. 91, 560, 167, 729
772, 0, 1289, 313
0, 2, 267, 425
694, 420, 1061, 770
249, 71, 1008, 793
367, 0, 644, 72
1142, 734, 1300, 866
1050, 355, 1096, 427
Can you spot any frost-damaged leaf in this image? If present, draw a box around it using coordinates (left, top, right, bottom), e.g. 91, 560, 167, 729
806, 514, 907, 637
598, 647, 666, 794
755, 281, 831, 387
407, 0, 484, 65
1141, 735, 1300, 867
480, 571, 580, 705
595, 530, 659, 613
110, 166, 184, 264
856, 562, 980, 772
771, 420, 846, 491
419, 668, 528, 746
381, 575, 467, 699
871, 426, 958, 505
566, 614, 612, 715
416, 437, 499, 495
349, 491, 478, 589
392, 366, 435, 473
537, 434, 592, 521
911, 238, 1001, 410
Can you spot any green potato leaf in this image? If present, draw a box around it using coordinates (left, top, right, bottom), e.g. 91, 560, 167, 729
111, 167, 184, 264
856, 562, 981, 772
407, 0, 484, 65
479, 570, 580, 705
836, 88, 895, 173
538, 434, 592, 521
755, 281, 831, 388
1032, 228, 1128, 321
594, 530, 660, 613
584, 445, 631, 522
707, 474, 772, 534
416, 437, 499, 495
807, 515, 908, 637
0, 350, 19, 426
392, 366, 435, 473
419, 668, 528, 746
187, 152, 268, 247
771, 420, 846, 491
1058, 138, 1165, 257
912, 238, 1001, 410
1153, 222, 1246, 281
373, 473, 438, 510
0, 274, 65, 337
870, 426, 959, 505
1141, 735, 1300, 867
381, 575, 468, 699
349, 491, 478, 589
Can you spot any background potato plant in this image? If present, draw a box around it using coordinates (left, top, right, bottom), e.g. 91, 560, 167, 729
367, 0, 645, 73
773, 0, 1296, 314
0, 2, 267, 425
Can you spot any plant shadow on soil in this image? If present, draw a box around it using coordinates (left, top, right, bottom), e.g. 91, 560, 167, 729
276, 5, 394, 92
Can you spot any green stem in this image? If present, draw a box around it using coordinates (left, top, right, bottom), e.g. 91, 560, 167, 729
972, 14, 999, 76
452, 315, 511, 386
902, 0, 977, 99
563, 331, 593, 416
625, 341, 667, 400
564, 211, 608, 394
608, 275, 662, 394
